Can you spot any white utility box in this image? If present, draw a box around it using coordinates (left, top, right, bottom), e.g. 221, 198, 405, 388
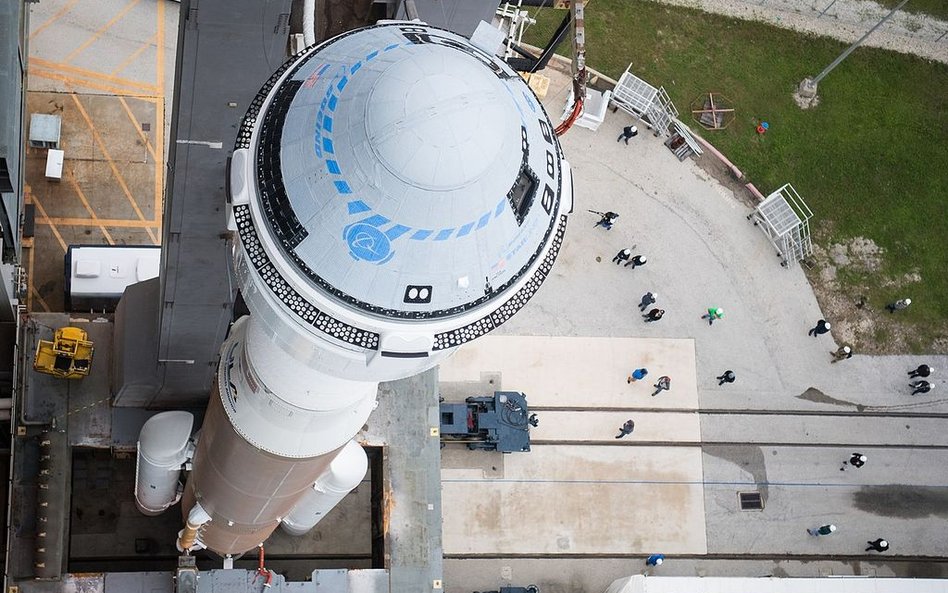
45, 149, 64, 181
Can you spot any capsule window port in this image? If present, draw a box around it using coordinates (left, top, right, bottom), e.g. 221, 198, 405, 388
403, 285, 432, 304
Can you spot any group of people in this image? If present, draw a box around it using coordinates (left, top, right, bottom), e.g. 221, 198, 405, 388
595, 136, 934, 567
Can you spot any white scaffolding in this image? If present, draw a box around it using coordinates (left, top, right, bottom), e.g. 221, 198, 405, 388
609, 64, 678, 136
748, 184, 814, 268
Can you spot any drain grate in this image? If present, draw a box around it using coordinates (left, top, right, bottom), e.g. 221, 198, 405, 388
739, 491, 763, 510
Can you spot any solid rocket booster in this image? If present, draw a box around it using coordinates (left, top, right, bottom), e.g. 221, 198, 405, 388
179, 21, 573, 555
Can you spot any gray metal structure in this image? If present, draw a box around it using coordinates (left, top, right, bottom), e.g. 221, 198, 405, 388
0, 1, 28, 320
610, 64, 678, 136
440, 391, 534, 452
749, 183, 814, 268
114, 0, 297, 407
393, 0, 499, 38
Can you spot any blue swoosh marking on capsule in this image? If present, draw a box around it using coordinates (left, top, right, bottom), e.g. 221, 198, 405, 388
348, 200, 371, 214
313, 43, 507, 263
523, 91, 537, 112
362, 214, 390, 227
501, 82, 526, 124
385, 224, 411, 240
494, 199, 507, 217
318, 63, 331, 75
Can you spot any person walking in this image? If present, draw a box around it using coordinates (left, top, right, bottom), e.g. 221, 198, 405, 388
807, 524, 836, 536
808, 319, 831, 337
840, 453, 867, 471
652, 376, 671, 396
613, 249, 632, 265
716, 370, 736, 386
615, 419, 635, 439
866, 538, 889, 552
594, 211, 619, 230
617, 125, 638, 144
702, 307, 724, 326
910, 380, 933, 395
886, 298, 912, 313
627, 368, 648, 383
643, 308, 665, 322
624, 255, 647, 269
638, 292, 657, 311
908, 364, 933, 379
645, 553, 665, 566
830, 345, 853, 363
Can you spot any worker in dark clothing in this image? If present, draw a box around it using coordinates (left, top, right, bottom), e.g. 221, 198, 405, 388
910, 380, 933, 395
652, 376, 671, 396
617, 125, 638, 144
613, 249, 632, 264
808, 319, 831, 337
594, 211, 619, 230
908, 364, 933, 378
717, 370, 736, 385
624, 255, 647, 269
615, 419, 635, 439
841, 452, 867, 471
866, 538, 889, 552
638, 292, 657, 311
643, 308, 664, 322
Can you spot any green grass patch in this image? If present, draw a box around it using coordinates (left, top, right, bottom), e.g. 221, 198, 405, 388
524, 0, 948, 350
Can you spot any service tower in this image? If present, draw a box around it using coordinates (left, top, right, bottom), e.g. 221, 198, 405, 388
135, 22, 572, 556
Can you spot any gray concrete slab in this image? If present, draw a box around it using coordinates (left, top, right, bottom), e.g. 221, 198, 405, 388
442, 558, 948, 593
700, 414, 948, 446
440, 336, 698, 410
364, 369, 443, 591
442, 445, 707, 555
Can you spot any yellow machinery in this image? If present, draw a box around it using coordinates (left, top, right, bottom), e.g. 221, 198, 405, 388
33, 326, 94, 379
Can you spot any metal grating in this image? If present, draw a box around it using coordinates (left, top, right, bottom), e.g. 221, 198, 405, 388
739, 491, 763, 510
750, 183, 814, 268
610, 64, 679, 136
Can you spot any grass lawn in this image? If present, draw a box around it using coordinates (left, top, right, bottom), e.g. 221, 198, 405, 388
524, 0, 948, 352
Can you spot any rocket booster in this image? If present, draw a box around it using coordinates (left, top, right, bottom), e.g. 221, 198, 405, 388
175, 21, 572, 555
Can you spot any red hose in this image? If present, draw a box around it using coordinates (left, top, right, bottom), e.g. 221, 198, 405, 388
555, 97, 584, 136
255, 545, 273, 588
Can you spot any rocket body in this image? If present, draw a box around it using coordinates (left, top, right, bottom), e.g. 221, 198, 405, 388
179, 22, 572, 555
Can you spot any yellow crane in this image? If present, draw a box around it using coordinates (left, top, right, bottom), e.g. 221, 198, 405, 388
33, 326, 94, 379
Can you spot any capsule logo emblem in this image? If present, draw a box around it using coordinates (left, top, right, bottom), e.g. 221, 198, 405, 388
344, 222, 393, 264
